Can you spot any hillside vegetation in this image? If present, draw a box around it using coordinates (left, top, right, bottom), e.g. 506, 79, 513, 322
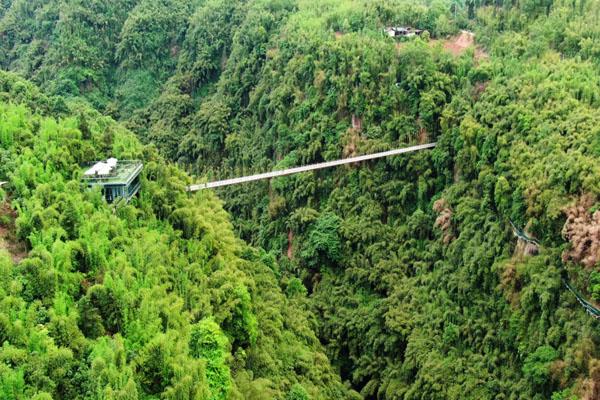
0, 71, 354, 399
1, 0, 600, 399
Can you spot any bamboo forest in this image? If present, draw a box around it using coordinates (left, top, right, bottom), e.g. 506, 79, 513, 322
1, 0, 600, 399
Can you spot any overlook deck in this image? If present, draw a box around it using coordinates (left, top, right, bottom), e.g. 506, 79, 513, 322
82, 159, 143, 202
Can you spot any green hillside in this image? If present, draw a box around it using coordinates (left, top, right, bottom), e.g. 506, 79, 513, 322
1, 0, 600, 399
0, 71, 355, 399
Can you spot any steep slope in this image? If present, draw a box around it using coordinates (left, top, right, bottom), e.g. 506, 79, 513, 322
2, 0, 600, 399
159, 1, 600, 398
0, 71, 356, 399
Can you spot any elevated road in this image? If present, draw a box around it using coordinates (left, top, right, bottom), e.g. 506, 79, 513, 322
187, 142, 436, 191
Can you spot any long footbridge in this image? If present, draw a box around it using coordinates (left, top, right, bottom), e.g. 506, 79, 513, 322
187, 142, 436, 191
187, 144, 600, 322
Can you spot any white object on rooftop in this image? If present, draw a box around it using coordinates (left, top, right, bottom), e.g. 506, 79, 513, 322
84, 158, 117, 176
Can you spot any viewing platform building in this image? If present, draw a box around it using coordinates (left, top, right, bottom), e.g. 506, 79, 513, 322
82, 158, 142, 203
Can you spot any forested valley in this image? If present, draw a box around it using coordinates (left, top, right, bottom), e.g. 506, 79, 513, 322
1, 0, 600, 399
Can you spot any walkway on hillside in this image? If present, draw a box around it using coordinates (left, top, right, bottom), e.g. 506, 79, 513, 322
511, 221, 600, 321
187, 143, 437, 191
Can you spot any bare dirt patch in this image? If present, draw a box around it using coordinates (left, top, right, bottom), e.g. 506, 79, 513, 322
394, 30, 488, 61
0, 200, 27, 264
443, 30, 488, 61
445, 30, 474, 54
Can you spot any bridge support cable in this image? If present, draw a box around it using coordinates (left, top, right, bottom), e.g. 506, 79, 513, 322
187, 142, 437, 191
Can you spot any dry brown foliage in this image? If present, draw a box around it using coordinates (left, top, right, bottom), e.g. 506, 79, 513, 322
515, 239, 539, 257
500, 261, 521, 307
579, 358, 600, 400
351, 114, 362, 132
433, 198, 453, 244
562, 195, 600, 268
342, 127, 363, 158
287, 229, 294, 260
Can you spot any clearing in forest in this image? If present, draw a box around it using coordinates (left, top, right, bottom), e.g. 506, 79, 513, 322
395, 30, 488, 60
442, 30, 488, 60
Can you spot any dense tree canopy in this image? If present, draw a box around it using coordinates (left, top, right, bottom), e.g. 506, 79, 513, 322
0, 71, 355, 399
1, 0, 600, 399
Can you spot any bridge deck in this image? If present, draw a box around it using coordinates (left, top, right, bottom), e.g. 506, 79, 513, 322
187, 142, 436, 191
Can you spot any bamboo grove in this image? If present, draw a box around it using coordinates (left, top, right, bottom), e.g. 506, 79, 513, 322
1, 0, 600, 399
